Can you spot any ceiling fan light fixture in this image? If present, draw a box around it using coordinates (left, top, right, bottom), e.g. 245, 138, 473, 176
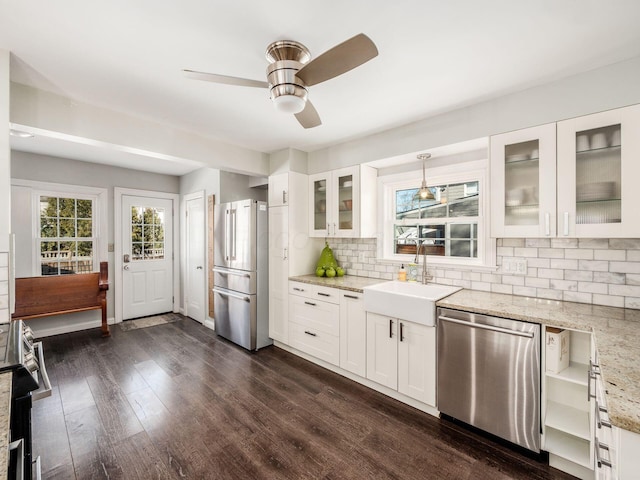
272, 94, 306, 114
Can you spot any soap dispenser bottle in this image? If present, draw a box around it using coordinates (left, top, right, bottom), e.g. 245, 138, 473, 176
398, 264, 407, 281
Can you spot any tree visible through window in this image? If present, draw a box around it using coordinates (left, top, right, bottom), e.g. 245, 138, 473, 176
39, 196, 94, 275
131, 206, 165, 260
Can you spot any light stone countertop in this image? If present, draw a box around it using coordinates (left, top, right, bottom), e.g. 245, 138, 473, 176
289, 274, 389, 293
437, 289, 640, 434
287, 276, 640, 434
0, 371, 11, 480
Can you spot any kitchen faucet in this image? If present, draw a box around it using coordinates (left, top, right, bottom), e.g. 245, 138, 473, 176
420, 239, 433, 284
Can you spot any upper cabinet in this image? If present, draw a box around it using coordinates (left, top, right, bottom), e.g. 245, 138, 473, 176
309, 165, 377, 238
491, 104, 640, 238
491, 123, 557, 237
557, 105, 640, 238
268, 173, 290, 207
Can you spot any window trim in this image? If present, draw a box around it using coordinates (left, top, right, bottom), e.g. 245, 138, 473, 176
12, 179, 108, 276
377, 159, 496, 268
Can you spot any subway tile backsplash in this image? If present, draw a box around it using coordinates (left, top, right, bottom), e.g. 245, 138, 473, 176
329, 238, 640, 310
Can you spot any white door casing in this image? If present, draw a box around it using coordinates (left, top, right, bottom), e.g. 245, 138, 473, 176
114, 188, 179, 323
184, 192, 205, 323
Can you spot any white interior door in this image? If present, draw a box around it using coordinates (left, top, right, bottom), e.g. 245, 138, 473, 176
122, 195, 174, 319
185, 194, 205, 323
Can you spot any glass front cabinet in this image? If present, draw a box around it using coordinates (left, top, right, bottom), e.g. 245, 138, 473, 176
309, 165, 377, 238
490, 123, 557, 237
491, 104, 640, 238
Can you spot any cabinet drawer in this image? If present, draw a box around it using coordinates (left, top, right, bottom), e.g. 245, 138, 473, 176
289, 281, 314, 298
289, 322, 340, 366
288, 281, 341, 304
289, 295, 340, 336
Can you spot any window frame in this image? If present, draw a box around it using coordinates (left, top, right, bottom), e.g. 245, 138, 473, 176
15, 180, 108, 277
377, 159, 496, 268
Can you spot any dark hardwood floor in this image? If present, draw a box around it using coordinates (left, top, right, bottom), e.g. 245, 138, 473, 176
32, 315, 576, 479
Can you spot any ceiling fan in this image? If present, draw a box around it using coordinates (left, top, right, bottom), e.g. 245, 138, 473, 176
183, 33, 378, 129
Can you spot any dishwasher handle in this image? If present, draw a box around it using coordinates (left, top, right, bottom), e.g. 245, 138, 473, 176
438, 315, 535, 339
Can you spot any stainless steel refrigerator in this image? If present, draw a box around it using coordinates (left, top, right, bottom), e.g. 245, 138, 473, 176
213, 199, 271, 350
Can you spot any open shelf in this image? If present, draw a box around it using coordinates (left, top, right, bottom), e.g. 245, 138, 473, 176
544, 427, 592, 468
545, 401, 590, 440
546, 361, 589, 386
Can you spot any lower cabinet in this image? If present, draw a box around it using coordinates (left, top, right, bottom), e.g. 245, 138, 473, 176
366, 312, 436, 407
339, 291, 366, 377
288, 282, 340, 366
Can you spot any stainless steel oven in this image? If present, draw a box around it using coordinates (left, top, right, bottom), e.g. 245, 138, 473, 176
1, 320, 51, 480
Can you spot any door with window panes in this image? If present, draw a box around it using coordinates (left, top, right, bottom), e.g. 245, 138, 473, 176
393, 182, 479, 259
122, 195, 173, 319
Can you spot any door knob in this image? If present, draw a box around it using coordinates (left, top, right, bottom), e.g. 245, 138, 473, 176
124, 264, 130, 270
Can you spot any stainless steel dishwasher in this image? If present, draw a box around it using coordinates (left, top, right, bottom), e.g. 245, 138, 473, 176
437, 307, 541, 452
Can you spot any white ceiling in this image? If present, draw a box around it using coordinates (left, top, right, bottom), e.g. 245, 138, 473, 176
3, 1, 640, 174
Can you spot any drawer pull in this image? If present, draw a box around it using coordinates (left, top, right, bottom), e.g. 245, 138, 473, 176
389, 319, 394, 338
343, 294, 359, 299
400, 322, 404, 342
293, 287, 305, 292
595, 437, 612, 469
317, 292, 331, 297
595, 400, 612, 429
304, 331, 317, 337
304, 301, 316, 306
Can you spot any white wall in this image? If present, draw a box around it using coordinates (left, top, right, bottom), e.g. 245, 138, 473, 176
308, 55, 640, 173
11, 151, 180, 336
219, 171, 268, 203
0, 50, 10, 324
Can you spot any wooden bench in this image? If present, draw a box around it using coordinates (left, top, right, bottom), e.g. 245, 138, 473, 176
12, 261, 110, 337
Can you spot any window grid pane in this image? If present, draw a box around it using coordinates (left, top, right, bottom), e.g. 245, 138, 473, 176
39, 195, 94, 275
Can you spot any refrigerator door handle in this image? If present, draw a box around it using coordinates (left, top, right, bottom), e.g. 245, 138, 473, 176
229, 208, 237, 260
213, 287, 250, 302
224, 209, 230, 261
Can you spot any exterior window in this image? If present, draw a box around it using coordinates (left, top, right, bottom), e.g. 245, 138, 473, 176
39, 196, 96, 275
393, 182, 479, 258
130, 206, 166, 261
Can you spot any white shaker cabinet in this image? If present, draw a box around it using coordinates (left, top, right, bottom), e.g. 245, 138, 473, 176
491, 103, 640, 238
268, 173, 323, 344
490, 123, 557, 237
339, 291, 366, 377
366, 312, 436, 406
268, 173, 290, 207
309, 165, 377, 238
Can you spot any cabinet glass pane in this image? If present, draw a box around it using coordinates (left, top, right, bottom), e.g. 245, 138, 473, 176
504, 140, 539, 226
313, 179, 327, 230
337, 174, 353, 231
575, 124, 621, 224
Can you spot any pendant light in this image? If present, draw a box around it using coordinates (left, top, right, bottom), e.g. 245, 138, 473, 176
417, 153, 435, 200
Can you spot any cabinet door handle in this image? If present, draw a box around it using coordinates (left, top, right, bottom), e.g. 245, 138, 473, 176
282, 190, 287, 204
334, 223, 337, 235
343, 294, 359, 299
545, 212, 550, 236
293, 287, 305, 292
317, 292, 330, 297
400, 322, 404, 342
304, 301, 316, 306
283, 247, 288, 260
389, 319, 394, 338
304, 330, 317, 337
563, 212, 569, 236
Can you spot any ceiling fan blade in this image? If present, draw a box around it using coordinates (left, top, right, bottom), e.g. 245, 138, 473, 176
296, 33, 378, 87
182, 69, 269, 88
295, 101, 322, 129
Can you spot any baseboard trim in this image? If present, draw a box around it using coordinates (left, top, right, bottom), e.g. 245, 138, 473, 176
34, 317, 117, 338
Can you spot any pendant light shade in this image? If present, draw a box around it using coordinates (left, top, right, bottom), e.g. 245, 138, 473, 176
417, 153, 435, 200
